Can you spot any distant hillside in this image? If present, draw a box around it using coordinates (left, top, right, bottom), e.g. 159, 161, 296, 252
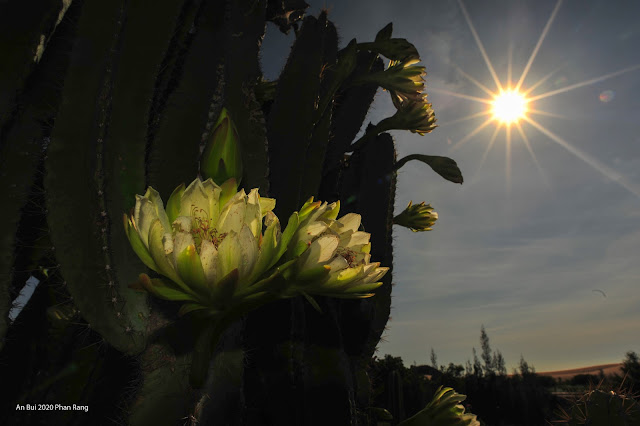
536, 363, 623, 380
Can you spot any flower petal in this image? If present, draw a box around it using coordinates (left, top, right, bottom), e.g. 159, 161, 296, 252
238, 224, 258, 281
180, 178, 210, 218
274, 212, 300, 261
166, 183, 185, 223
176, 243, 208, 298
336, 213, 361, 233
217, 194, 246, 235
244, 189, 262, 238
202, 178, 222, 223
172, 216, 192, 233
200, 239, 218, 285
218, 178, 238, 209
147, 219, 192, 295
145, 187, 172, 233
340, 231, 370, 247
123, 214, 159, 272
247, 214, 280, 284
259, 197, 276, 217
135, 196, 160, 248
300, 234, 339, 270
326, 256, 349, 273
217, 231, 242, 280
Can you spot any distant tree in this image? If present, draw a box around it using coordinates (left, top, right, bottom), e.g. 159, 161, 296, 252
621, 350, 640, 391
493, 350, 507, 376
519, 355, 535, 376
430, 347, 438, 371
445, 362, 465, 378
465, 359, 473, 376
480, 325, 496, 375
472, 347, 483, 377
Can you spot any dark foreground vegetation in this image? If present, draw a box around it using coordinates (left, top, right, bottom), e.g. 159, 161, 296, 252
368, 328, 640, 426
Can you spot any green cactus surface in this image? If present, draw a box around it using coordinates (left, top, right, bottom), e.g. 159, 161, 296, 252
0, 1, 464, 424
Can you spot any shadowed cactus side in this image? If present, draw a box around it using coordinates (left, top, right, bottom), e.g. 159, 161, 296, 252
553, 388, 640, 425
0, 0, 463, 424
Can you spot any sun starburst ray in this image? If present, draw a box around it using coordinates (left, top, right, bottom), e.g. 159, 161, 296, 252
515, 122, 549, 186
515, 0, 563, 91
449, 117, 495, 152
430, 87, 493, 104
528, 64, 640, 102
455, 66, 496, 97
522, 116, 640, 198
523, 66, 565, 96
475, 124, 502, 177
438, 1, 639, 200
438, 110, 491, 127
505, 124, 512, 192
458, 0, 503, 92
527, 108, 567, 119
507, 42, 514, 86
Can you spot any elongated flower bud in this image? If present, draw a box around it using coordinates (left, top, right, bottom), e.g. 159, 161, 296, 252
201, 108, 243, 186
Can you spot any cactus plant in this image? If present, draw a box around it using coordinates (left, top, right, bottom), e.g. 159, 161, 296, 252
553, 388, 640, 425
0, 1, 464, 424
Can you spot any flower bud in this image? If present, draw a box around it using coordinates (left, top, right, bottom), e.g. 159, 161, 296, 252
201, 108, 243, 186
393, 201, 438, 232
379, 94, 437, 136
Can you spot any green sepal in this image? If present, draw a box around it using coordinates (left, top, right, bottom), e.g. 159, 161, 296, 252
178, 303, 213, 317
291, 240, 310, 258
273, 212, 300, 264
246, 217, 279, 284
124, 214, 159, 272
259, 197, 276, 217
176, 244, 209, 300
147, 219, 195, 297
300, 290, 323, 313
321, 200, 340, 221
324, 263, 364, 289
297, 264, 331, 282
218, 178, 238, 209
166, 183, 185, 223
298, 198, 320, 221
240, 258, 298, 299
319, 292, 376, 299
131, 273, 198, 302
342, 281, 384, 294
213, 268, 239, 308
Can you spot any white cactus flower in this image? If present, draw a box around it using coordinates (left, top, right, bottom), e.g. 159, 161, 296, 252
285, 198, 389, 304
124, 178, 298, 315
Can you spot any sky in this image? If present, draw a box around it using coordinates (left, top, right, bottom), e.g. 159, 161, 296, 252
261, 0, 640, 372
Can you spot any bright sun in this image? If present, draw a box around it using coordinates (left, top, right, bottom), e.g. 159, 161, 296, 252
492, 90, 527, 123
426, 0, 640, 198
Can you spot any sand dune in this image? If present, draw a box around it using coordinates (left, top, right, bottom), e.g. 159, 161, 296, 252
536, 363, 623, 380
